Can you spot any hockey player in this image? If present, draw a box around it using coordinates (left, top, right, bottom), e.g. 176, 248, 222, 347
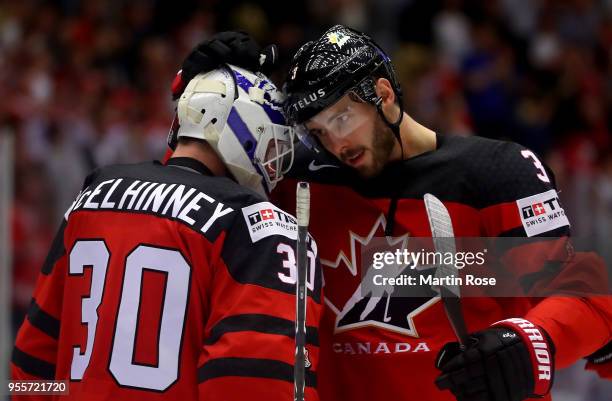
11, 63, 322, 400
174, 28, 612, 401
277, 25, 611, 401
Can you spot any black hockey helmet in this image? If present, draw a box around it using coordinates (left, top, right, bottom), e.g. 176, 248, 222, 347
284, 25, 404, 151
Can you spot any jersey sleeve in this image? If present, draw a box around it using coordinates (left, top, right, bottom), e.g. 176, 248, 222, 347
198, 201, 323, 401
477, 142, 611, 368
477, 141, 569, 238
11, 219, 66, 387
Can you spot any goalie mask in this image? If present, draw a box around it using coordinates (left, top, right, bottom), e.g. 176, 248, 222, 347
168, 65, 294, 196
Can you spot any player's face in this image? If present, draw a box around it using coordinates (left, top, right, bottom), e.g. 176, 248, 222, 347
305, 93, 395, 178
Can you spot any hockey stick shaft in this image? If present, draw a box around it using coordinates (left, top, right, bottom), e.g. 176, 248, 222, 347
439, 287, 470, 348
423, 194, 470, 348
294, 182, 310, 401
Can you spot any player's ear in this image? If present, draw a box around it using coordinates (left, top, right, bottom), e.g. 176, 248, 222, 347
374, 78, 395, 106
374, 77, 400, 122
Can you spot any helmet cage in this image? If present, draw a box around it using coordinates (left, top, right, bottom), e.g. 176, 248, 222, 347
252, 122, 295, 192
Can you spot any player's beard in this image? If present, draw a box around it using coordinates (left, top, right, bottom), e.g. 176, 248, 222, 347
355, 116, 396, 178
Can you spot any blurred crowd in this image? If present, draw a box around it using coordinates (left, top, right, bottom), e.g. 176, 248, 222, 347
0, 0, 611, 395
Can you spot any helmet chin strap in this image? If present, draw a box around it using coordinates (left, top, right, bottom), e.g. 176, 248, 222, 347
375, 97, 405, 160
374, 95, 404, 238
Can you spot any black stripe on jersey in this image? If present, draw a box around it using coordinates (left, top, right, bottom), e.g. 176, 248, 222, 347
41, 220, 67, 275
27, 299, 60, 340
497, 226, 570, 238
205, 314, 319, 346
494, 227, 571, 260
11, 346, 56, 379
498, 227, 531, 238
198, 357, 316, 388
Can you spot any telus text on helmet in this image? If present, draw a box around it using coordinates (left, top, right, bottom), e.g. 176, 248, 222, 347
292, 89, 326, 111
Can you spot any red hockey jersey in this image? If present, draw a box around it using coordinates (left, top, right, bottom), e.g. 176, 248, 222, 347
11, 157, 323, 401
273, 134, 611, 401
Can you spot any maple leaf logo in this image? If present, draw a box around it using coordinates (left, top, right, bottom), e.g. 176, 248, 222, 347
327, 31, 350, 48
321, 214, 439, 338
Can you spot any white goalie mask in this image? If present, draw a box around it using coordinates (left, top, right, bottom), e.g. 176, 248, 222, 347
172, 65, 294, 196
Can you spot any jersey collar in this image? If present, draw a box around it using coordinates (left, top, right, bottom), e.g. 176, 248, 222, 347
166, 157, 214, 176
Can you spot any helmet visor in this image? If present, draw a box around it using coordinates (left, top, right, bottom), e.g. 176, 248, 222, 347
294, 91, 370, 151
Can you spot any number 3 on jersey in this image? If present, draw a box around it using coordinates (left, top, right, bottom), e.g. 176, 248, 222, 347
69, 240, 190, 391
521, 150, 551, 183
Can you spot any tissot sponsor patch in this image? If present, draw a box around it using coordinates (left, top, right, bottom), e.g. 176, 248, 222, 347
242, 202, 298, 242
516, 190, 570, 237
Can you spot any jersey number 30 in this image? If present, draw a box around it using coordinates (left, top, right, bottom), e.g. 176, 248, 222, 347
69, 240, 190, 392
276, 242, 316, 291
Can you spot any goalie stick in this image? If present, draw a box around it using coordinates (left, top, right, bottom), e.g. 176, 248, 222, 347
424, 193, 470, 348
294, 182, 310, 401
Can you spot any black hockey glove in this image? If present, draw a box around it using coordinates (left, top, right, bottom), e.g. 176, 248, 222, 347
435, 318, 554, 401
171, 31, 278, 99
